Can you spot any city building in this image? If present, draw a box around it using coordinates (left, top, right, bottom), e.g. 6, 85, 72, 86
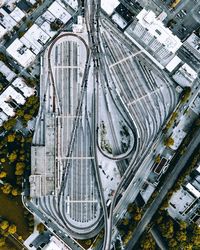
20, 24, 50, 55
12, 77, 35, 97
0, 5, 25, 39
172, 63, 198, 87
6, 38, 36, 67
43, 236, 70, 250
0, 61, 16, 82
168, 163, 200, 225
63, 0, 78, 10
101, 0, 120, 15
48, 1, 71, 24
126, 9, 182, 66
184, 33, 200, 60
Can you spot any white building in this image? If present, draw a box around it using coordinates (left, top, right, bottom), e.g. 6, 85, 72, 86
165, 55, 182, 72
12, 77, 35, 97
0, 8, 16, 34
186, 183, 200, 199
0, 85, 25, 117
72, 16, 84, 33
21, 24, 50, 55
43, 236, 70, 250
184, 33, 200, 60
126, 9, 182, 64
10, 7, 25, 22
112, 13, 127, 29
172, 63, 198, 87
0, 6, 25, 39
6, 38, 36, 67
63, 0, 78, 10
101, 0, 119, 15
0, 61, 16, 82
48, 1, 71, 24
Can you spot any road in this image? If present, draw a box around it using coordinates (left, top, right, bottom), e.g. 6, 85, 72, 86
150, 226, 167, 250
126, 127, 200, 249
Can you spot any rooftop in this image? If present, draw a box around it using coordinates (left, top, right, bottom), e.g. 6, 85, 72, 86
48, 1, 71, 24
6, 38, 36, 67
101, 0, 119, 15
136, 9, 182, 53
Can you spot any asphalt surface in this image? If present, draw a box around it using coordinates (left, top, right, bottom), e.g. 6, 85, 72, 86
126, 127, 200, 249
150, 226, 167, 250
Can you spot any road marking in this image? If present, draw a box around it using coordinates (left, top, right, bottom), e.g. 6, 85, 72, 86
56, 157, 94, 160
109, 50, 143, 68
128, 86, 164, 107
53, 66, 82, 69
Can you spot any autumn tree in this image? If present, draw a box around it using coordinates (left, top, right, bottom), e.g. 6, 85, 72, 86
164, 137, 174, 148
155, 154, 161, 164
8, 224, 17, 234
36, 223, 46, 234
8, 152, 17, 162
0, 220, 9, 230
0, 171, 7, 179
7, 134, 16, 142
1, 183, 12, 194
140, 233, 156, 250
0, 236, 5, 247
3, 118, 16, 130
11, 188, 19, 196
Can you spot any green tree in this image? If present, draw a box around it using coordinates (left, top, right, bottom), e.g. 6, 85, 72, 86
3, 118, 16, 130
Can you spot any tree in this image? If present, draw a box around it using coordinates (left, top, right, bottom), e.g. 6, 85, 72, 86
123, 230, 133, 245
50, 19, 62, 31
16, 109, 24, 117
155, 154, 161, 164
0, 236, 5, 247
36, 223, 46, 234
140, 233, 156, 250
176, 230, 187, 242
0, 158, 6, 163
3, 118, 16, 130
15, 169, 24, 176
11, 188, 19, 196
121, 218, 129, 226
0, 220, 9, 230
7, 134, 16, 142
8, 224, 17, 234
24, 114, 32, 122
164, 137, 174, 148
179, 221, 187, 230
0, 53, 6, 62
16, 162, 25, 170
85, 239, 92, 246
133, 212, 142, 221
168, 238, 178, 248
127, 203, 136, 213
26, 21, 33, 28
0, 171, 7, 179
8, 152, 17, 162
1, 183, 12, 194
